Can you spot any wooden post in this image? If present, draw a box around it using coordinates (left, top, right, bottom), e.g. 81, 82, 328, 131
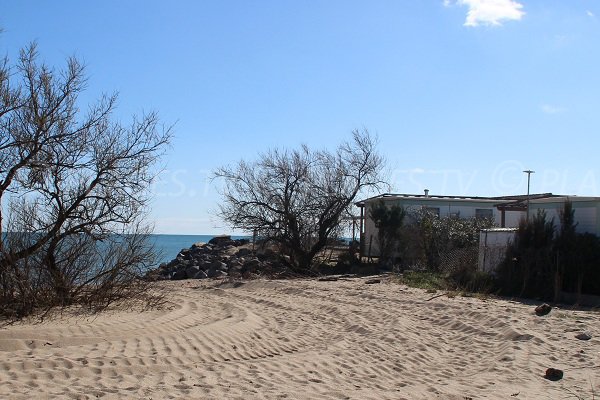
367, 235, 373, 263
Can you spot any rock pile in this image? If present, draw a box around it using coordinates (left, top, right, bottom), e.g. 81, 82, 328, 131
146, 236, 292, 281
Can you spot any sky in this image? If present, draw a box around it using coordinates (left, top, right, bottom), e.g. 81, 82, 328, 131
2, 0, 600, 234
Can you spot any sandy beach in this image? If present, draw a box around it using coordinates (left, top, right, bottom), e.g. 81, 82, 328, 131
0, 276, 598, 399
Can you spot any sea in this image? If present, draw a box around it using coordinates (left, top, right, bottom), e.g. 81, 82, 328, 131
149, 234, 250, 265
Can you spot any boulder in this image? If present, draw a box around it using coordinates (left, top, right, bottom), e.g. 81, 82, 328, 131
173, 258, 191, 268
194, 253, 212, 263
178, 249, 194, 260
544, 368, 563, 381
209, 260, 227, 271
185, 265, 200, 279
207, 268, 228, 278
171, 268, 187, 280
535, 303, 552, 316
575, 332, 592, 341
208, 235, 232, 246
243, 257, 261, 271
227, 260, 243, 272
257, 248, 277, 260
193, 270, 208, 279
159, 269, 171, 277
228, 270, 242, 278
220, 245, 235, 253
157, 263, 170, 276
236, 248, 253, 257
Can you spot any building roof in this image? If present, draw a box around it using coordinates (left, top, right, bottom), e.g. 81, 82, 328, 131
481, 228, 519, 232
355, 192, 557, 207
355, 192, 600, 208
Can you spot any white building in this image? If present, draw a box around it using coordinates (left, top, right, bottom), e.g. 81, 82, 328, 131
355, 192, 600, 257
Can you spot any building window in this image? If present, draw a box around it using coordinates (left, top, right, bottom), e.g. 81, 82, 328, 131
475, 208, 493, 219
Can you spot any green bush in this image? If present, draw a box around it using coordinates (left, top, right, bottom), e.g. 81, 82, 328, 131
449, 266, 495, 293
398, 270, 447, 290
369, 199, 406, 269
405, 209, 495, 271
496, 210, 555, 298
496, 202, 600, 300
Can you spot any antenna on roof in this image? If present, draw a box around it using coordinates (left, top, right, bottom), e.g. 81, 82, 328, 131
523, 170, 535, 220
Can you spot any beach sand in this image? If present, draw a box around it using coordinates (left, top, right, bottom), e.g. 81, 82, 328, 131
0, 276, 598, 399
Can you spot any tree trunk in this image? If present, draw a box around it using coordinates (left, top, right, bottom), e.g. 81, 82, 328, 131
0, 195, 3, 253
45, 241, 71, 306
553, 270, 562, 303
576, 273, 584, 305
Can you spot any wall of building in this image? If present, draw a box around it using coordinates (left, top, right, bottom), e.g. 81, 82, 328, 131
478, 229, 516, 274
530, 200, 600, 235
502, 210, 524, 228
389, 199, 497, 218
361, 197, 500, 257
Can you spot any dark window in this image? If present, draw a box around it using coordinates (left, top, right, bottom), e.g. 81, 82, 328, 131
475, 208, 493, 219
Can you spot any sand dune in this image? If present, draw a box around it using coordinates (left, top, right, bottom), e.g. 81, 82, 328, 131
0, 276, 598, 399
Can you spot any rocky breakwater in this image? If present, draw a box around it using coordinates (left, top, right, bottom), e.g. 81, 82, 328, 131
146, 235, 292, 281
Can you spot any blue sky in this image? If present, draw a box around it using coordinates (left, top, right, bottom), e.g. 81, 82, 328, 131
2, 0, 599, 234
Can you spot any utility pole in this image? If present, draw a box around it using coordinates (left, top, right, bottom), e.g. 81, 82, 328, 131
523, 170, 535, 220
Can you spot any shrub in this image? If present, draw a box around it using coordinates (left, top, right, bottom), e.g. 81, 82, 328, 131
495, 210, 555, 298
369, 199, 406, 269
0, 43, 171, 318
496, 203, 600, 300
404, 209, 495, 271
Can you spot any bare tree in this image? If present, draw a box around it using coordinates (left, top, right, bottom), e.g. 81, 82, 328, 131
0, 43, 172, 318
215, 130, 385, 271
